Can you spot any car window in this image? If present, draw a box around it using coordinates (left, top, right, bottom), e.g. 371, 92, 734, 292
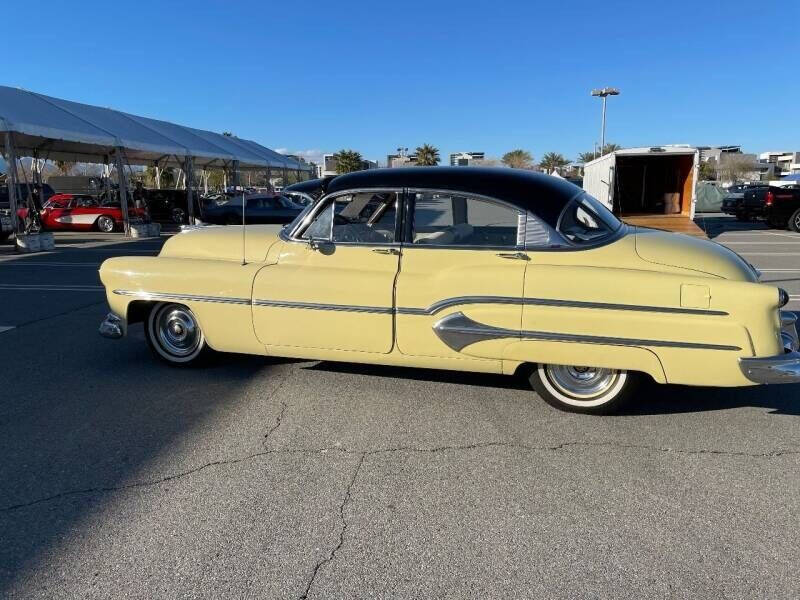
302, 192, 397, 244
557, 194, 622, 245
411, 191, 520, 248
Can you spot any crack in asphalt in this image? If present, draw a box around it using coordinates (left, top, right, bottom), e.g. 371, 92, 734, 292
2, 439, 797, 513
299, 453, 365, 600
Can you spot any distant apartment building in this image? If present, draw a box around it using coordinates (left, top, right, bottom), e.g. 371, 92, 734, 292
697, 145, 741, 163
450, 152, 485, 166
760, 151, 800, 175
386, 153, 418, 168
316, 154, 379, 177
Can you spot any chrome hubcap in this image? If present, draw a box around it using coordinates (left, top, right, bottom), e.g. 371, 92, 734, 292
794, 215, 800, 229
155, 306, 201, 357
544, 365, 620, 400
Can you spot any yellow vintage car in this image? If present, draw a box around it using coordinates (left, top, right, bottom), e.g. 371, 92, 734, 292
98, 167, 800, 414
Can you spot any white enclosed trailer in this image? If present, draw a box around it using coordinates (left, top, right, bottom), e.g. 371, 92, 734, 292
583, 146, 700, 220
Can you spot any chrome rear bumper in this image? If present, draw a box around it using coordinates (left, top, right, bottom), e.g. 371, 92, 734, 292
740, 311, 800, 384
740, 352, 800, 384
99, 313, 123, 339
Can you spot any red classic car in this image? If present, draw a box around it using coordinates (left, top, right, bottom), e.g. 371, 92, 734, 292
18, 194, 147, 232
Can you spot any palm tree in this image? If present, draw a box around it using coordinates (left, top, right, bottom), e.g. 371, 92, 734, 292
577, 151, 597, 164
333, 149, 364, 174
602, 143, 622, 154
415, 144, 440, 166
501, 149, 533, 169
539, 152, 569, 173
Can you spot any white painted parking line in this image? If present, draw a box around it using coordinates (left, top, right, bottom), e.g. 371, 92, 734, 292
759, 269, 800, 272
0, 325, 15, 334
723, 242, 800, 245
737, 252, 800, 256
0, 261, 101, 267
0, 284, 104, 292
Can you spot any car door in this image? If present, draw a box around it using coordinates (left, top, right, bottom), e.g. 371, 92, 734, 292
394, 190, 528, 360
252, 189, 401, 353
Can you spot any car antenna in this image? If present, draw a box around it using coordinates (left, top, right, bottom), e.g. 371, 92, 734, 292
241, 190, 247, 265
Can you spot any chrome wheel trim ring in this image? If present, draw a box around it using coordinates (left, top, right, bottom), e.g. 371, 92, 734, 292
539, 364, 627, 408
149, 304, 204, 362
97, 216, 114, 232
173, 208, 186, 223
794, 213, 800, 230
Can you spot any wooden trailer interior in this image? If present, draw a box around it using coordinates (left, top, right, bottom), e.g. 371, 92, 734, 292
613, 154, 706, 237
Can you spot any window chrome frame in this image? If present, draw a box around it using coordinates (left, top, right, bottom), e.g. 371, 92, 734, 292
281, 188, 404, 248
404, 187, 526, 251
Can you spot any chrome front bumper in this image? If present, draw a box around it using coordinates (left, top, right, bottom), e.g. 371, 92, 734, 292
739, 311, 800, 384
99, 313, 124, 339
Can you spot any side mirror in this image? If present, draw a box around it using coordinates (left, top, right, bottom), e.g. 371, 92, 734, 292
307, 238, 334, 255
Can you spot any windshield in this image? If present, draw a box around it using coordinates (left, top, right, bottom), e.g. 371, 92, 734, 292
282, 200, 318, 234
556, 193, 622, 245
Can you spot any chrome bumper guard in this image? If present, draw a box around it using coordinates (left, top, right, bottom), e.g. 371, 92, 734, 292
739, 311, 800, 384
99, 313, 124, 339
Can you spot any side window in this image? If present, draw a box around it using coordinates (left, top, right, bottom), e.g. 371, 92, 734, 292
411, 191, 521, 248
302, 192, 397, 244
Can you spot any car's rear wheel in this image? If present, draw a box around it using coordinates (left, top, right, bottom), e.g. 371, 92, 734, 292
145, 303, 208, 366
96, 215, 115, 232
790, 208, 800, 233
529, 364, 640, 414
172, 207, 186, 224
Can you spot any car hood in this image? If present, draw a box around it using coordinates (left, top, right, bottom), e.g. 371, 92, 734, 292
634, 228, 758, 281
159, 224, 283, 262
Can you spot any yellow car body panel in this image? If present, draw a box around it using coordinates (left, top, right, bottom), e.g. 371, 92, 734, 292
98, 223, 788, 388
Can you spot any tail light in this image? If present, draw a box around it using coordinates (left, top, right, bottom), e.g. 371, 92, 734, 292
765, 191, 774, 206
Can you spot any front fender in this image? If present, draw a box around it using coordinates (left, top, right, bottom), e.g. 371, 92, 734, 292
99, 256, 266, 355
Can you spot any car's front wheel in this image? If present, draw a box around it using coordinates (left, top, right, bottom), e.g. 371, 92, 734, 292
529, 364, 640, 414
96, 215, 116, 232
145, 303, 209, 366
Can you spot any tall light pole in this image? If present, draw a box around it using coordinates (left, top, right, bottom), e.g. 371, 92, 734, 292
591, 87, 619, 156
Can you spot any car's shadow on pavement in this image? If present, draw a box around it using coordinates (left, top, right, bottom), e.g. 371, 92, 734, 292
304, 361, 800, 416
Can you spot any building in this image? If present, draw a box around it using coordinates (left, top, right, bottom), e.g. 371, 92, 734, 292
386, 153, 418, 168
449, 152, 485, 166
759, 151, 800, 176
697, 145, 741, 163
316, 154, 379, 177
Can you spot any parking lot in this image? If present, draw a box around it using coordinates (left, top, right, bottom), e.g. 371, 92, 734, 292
1, 220, 799, 598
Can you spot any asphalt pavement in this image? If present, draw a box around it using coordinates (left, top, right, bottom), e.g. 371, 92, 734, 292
1, 221, 799, 599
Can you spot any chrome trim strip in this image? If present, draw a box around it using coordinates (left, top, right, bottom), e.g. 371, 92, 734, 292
113, 290, 251, 305
253, 299, 393, 314
397, 295, 728, 317
433, 312, 741, 352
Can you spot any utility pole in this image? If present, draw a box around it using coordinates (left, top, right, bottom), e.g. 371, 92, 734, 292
591, 87, 620, 155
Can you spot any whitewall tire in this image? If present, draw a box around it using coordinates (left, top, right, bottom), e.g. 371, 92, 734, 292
529, 364, 639, 414
145, 303, 208, 366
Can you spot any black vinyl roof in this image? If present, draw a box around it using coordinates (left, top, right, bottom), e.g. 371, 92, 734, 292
326, 167, 583, 222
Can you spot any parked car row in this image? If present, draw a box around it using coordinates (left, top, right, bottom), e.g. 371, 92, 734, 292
722, 184, 800, 230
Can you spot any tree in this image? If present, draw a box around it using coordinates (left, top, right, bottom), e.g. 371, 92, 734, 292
501, 149, 533, 169
333, 149, 364, 174
577, 151, 597, 164
716, 154, 758, 184
539, 152, 569, 173
698, 161, 717, 181
601, 143, 622, 155
55, 160, 75, 175
415, 144, 440, 166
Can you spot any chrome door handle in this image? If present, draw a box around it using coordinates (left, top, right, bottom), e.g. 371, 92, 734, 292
496, 252, 529, 260
372, 248, 400, 255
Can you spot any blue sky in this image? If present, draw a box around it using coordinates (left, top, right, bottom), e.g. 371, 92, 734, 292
6, 0, 799, 166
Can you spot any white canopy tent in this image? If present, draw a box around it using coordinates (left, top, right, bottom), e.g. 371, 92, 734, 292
0, 85, 311, 233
